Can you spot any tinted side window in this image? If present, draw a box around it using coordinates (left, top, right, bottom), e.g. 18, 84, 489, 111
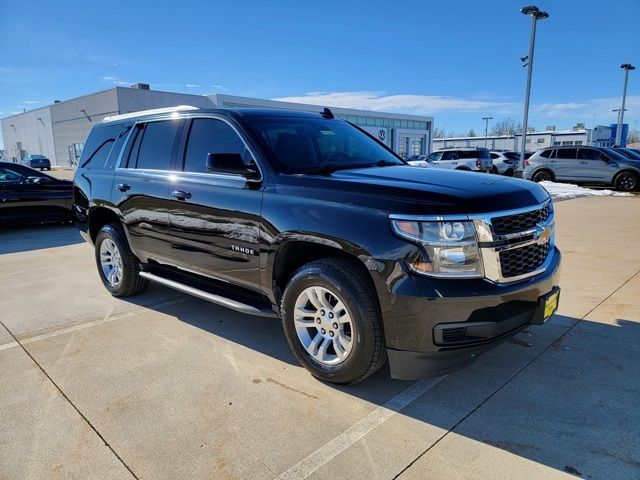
0, 167, 27, 184
104, 124, 133, 170
134, 120, 183, 170
79, 125, 121, 169
428, 152, 442, 162
539, 149, 553, 158
556, 148, 577, 159
577, 148, 600, 160
183, 118, 248, 173
441, 151, 457, 160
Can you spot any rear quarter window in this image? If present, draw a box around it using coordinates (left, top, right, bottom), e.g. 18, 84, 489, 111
79, 125, 123, 169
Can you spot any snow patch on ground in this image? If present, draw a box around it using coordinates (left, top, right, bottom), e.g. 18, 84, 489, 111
539, 181, 634, 200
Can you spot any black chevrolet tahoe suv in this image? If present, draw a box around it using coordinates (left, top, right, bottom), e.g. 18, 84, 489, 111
73, 106, 560, 384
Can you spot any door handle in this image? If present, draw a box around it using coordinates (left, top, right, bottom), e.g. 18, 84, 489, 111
580, 161, 588, 165
171, 190, 192, 200
116, 183, 131, 192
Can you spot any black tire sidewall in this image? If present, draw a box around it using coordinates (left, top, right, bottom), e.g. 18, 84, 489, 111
281, 264, 380, 384
614, 172, 637, 191
533, 170, 551, 182
94, 224, 134, 296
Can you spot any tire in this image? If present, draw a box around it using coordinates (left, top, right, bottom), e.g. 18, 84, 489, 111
47, 167, 51, 171
504, 168, 514, 177
613, 171, 638, 192
280, 258, 386, 384
94, 223, 148, 297
532, 170, 553, 183
491, 166, 498, 174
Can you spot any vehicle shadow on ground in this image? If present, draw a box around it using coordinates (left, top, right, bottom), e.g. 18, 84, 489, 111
0, 223, 81, 254
122, 290, 640, 479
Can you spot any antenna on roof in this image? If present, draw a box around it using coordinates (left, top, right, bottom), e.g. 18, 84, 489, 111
321, 107, 334, 119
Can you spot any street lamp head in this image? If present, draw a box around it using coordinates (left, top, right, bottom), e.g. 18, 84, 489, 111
520, 5, 539, 15
621, 64, 636, 71
534, 11, 549, 19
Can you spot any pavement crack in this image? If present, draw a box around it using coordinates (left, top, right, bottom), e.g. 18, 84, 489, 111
0, 319, 139, 480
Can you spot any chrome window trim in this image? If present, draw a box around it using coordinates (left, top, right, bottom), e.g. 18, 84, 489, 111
114, 113, 265, 184
390, 199, 555, 284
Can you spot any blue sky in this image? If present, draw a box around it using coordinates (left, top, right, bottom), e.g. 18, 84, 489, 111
1, 0, 639, 147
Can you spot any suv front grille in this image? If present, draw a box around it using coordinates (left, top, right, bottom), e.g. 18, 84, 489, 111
499, 241, 550, 278
491, 204, 551, 236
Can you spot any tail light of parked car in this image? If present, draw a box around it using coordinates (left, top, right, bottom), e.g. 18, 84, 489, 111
524, 160, 531, 167
476, 160, 481, 168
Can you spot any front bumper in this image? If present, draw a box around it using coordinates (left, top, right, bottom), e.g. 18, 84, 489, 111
384, 247, 561, 380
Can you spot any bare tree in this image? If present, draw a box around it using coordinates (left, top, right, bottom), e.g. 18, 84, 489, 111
490, 117, 523, 136
433, 127, 445, 138
467, 129, 477, 137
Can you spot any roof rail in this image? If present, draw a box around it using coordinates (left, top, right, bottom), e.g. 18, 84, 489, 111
102, 105, 199, 123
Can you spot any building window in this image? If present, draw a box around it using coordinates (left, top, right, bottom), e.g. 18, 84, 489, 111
561, 141, 574, 146
574, 141, 583, 145
537, 138, 545, 144
553, 141, 561, 145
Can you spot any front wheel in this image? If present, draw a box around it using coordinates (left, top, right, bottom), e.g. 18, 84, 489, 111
613, 171, 638, 192
94, 223, 148, 297
280, 259, 386, 384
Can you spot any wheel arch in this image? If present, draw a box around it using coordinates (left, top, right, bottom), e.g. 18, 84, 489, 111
613, 168, 639, 191
88, 206, 122, 243
268, 238, 389, 316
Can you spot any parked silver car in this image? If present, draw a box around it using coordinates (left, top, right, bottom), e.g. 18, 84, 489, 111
423, 147, 493, 172
524, 146, 640, 191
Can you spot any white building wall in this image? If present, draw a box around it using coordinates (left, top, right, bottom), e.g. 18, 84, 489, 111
50, 89, 120, 166
117, 87, 213, 114
1, 106, 55, 162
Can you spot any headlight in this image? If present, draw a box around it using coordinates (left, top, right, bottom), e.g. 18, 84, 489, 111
390, 218, 483, 278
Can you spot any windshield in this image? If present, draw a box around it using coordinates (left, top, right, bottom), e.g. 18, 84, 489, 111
602, 148, 633, 161
245, 116, 405, 173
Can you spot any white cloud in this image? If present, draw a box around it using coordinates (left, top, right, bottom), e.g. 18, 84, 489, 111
23, 100, 39, 104
101, 76, 132, 86
532, 96, 640, 120
274, 91, 520, 115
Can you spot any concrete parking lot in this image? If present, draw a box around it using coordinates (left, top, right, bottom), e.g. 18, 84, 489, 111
1, 195, 639, 480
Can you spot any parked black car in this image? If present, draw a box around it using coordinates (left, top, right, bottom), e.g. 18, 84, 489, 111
0, 161, 73, 225
24, 154, 52, 171
73, 107, 560, 384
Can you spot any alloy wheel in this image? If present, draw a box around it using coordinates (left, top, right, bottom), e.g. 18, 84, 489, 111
293, 286, 354, 365
615, 172, 636, 191
99, 238, 123, 287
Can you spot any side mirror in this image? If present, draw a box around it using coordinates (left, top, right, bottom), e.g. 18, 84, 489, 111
206, 153, 260, 179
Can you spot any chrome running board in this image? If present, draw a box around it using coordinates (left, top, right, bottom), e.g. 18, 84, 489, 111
139, 271, 277, 318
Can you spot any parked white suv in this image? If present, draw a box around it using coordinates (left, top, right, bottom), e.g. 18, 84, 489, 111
420, 148, 492, 172
490, 151, 520, 176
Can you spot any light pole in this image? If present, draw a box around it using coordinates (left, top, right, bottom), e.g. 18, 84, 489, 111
482, 116, 493, 148
616, 64, 635, 146
612, 108, 627, 146
517, 5, 549, 176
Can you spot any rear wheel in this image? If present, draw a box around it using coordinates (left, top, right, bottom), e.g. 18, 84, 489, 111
491, 166, 499, 174
504, 168, 515, 177
94, 223, 148, 297
280, 259, 386, 384
613, 171, 638, 192
532, 170, 553, 183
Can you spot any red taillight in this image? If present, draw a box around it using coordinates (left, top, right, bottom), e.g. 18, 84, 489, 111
476, 160, 481, 168
524, 160, 531, 167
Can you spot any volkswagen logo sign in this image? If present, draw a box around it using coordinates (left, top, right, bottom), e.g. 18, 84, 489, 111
378, 129, 386, 141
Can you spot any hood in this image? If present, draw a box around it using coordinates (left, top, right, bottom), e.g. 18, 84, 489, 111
299, 165, 550, 215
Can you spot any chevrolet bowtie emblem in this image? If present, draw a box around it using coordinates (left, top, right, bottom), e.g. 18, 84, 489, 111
534, 225, 552, 242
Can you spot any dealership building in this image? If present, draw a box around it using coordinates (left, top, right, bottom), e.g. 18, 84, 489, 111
1, 85, 434, 166
433, 124, 628, 152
